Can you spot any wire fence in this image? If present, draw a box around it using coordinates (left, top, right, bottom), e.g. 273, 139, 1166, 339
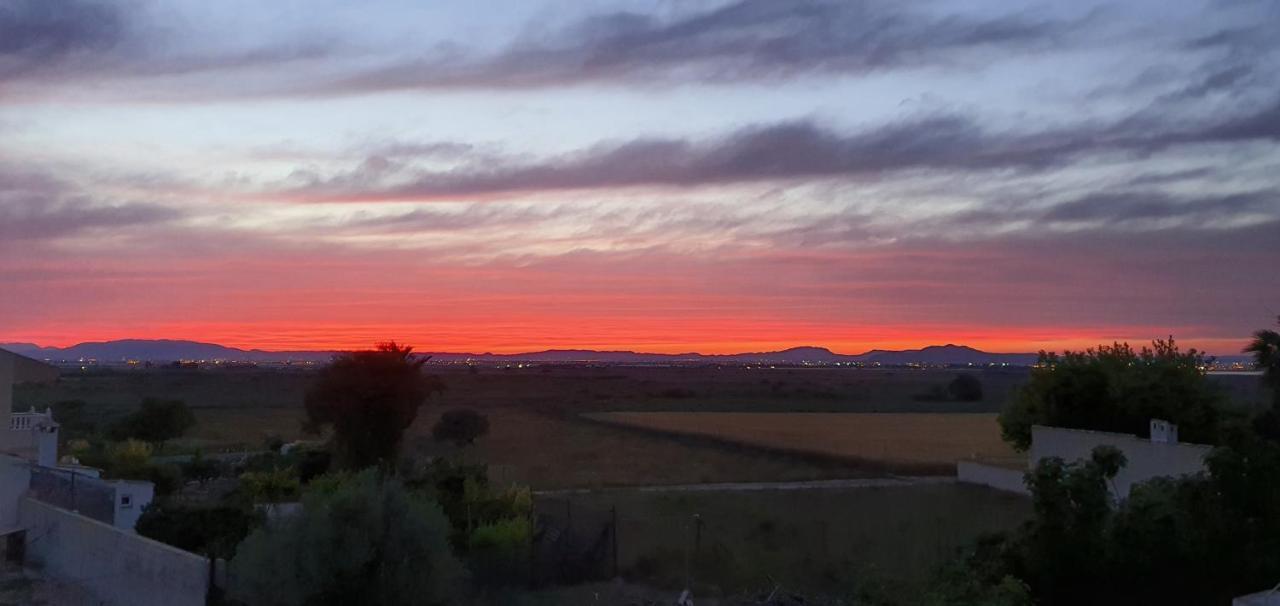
27, 467, 115, 525
531, 496, 618, 586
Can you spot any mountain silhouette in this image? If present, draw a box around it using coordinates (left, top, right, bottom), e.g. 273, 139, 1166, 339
1, 339, 1041, 365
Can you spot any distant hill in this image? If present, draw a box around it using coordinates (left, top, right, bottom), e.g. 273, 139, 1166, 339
0, 340, 334, 363
1, 339, 1041, 366
859, 344, 1038, 366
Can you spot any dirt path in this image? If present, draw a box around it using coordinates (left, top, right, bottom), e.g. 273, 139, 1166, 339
534, 475, 955, 496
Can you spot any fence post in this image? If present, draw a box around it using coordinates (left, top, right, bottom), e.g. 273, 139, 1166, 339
207, 557, 217, 604
610, 505, 618, 579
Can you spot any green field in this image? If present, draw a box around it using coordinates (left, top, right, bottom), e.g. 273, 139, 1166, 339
538, 483, 1031, 597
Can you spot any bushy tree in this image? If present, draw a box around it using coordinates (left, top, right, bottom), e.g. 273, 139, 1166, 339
1245, 315, 1280, 408
304, 342, 443, 470
239, 468, 301, 504
136, 502, 261, 558
999, 339, 1223, 450
948, 374, 984, 402
181, 451, 222, 486
1012, 447, 1125, 605
228, 470, 463, 606
432, 408, 490, 447
467, 516, 532, 587
944, 435, 1280, 605
107, 439, 153, 478
50, 399, 96, 441
109, 398, 196, 448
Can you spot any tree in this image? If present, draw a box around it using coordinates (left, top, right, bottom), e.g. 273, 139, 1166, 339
181, 451, 222, 486
50, 399, 95, 441
109, 398, 196, 448
941, 433, 1280, 605
239, 468, 301, 504
948, 374, 984, 402
304, 342, 444, 470
999, 339, 1223, 450
1245, 315, 1280, 408
228, 470, 463, 606
432, 408, 490, 447
136, 502, 260, 558
1014, 446, 1125, 605
107, 439, 153, 478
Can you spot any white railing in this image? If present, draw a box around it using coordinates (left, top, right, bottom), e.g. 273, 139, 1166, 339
10, 409, 52, 431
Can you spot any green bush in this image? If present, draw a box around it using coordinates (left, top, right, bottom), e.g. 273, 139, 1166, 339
136, 502, 261, 558
228, 469, 463, 606
999, 339, 1225, 450
239, 468, 300, 504
467, 516, 531, 587
181, 452, 222, 485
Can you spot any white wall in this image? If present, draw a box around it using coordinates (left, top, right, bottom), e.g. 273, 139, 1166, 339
1029, 425, 1211, 499
111, 481, 154, 531
0, 353, 13, 443
956, 460, 1029, 496
1235, 589, 1280, 605
20, 497, 209, 606
0, 455, 31, 530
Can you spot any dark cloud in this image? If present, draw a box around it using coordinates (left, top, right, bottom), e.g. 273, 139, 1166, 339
1042, 189, 1278, 223
0, 0, 123, 80
0, 164, 181, 241
291, 97, 1280, 200
331, 0, 1081, 92
0, 0, 332, 94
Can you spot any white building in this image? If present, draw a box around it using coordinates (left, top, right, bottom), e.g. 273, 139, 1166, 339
0, 349, 153, 531
0, 349, 60, 462
958, 420, 1211, 499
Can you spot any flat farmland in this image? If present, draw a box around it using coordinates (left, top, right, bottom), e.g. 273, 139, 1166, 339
539, 482, 1032, 594
584, 412, 1019, 473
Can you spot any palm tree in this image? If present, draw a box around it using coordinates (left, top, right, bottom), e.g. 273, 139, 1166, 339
1245, 315, 1280, 406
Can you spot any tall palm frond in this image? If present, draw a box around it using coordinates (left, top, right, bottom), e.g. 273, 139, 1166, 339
1245, 315, 1280, 397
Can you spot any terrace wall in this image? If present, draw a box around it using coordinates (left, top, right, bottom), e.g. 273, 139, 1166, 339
1029, 425, 1211, 499
19, 497, 208, 606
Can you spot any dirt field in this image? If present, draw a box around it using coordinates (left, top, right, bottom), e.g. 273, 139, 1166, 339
584, 412, 1019, 473
17, 366, 1028, 487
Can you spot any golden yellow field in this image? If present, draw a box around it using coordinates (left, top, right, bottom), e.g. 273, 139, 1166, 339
583, 412, 1019, 470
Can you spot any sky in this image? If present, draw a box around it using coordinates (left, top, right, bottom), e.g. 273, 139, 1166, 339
1, 0, 1278, 355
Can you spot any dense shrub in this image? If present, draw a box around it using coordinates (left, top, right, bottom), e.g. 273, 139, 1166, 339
229, 470, 463, 606
999, 339, 1225, 450
467, 516, 532, 587
432, 408, 490, 447
239, 468, 301, 504
948, 374, 984, 402
942, 432, 1280, 605
136, 502, 261, 558
181, 452, 223, 485
107, 439, 153, 477
294, 448, 332, 484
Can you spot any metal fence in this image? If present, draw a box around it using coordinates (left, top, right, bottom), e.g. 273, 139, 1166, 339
27, 466, 115, 525
532, 496, 618, 586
